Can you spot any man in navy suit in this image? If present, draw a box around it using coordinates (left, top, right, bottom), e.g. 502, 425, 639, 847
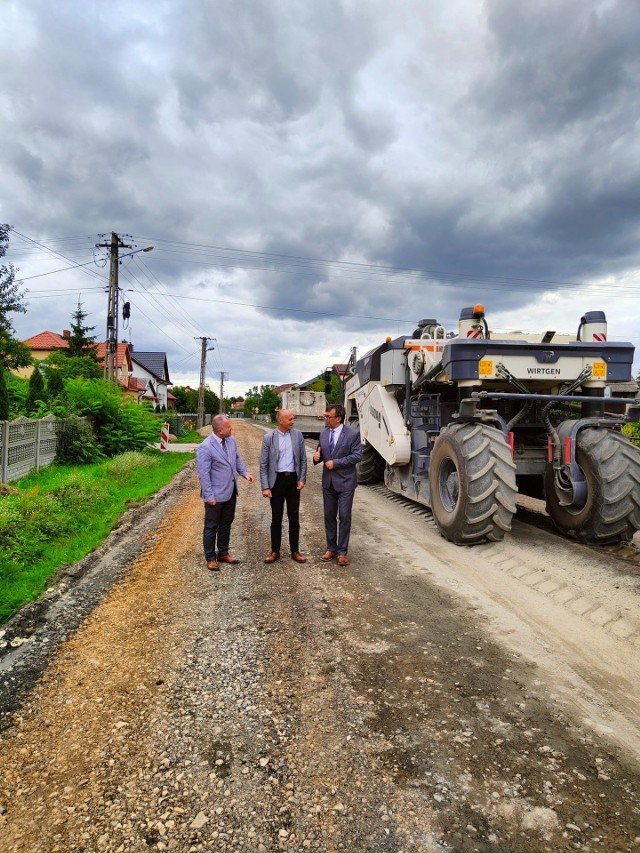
196, 415, 254, 571
313, 404, 362, 566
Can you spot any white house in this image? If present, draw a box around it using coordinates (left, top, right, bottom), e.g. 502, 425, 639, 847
129, 349, 171, 410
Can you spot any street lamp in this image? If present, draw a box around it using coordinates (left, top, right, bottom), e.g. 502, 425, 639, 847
123, 245, 154, 257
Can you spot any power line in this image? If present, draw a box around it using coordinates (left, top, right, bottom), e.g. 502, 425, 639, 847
132, 234, 640, 292
132, 255, 209, 338
10, 230, 640, 301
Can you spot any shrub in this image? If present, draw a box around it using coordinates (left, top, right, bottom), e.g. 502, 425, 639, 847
102, 451, 159, 480
0, 368, 8, 420
622, 421, 640, 448
63, 378, 159, 456
57, 415, 105, 464
5, 371, 27, 418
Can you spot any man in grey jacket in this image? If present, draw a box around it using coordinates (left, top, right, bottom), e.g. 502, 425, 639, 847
260, 409, 307, 564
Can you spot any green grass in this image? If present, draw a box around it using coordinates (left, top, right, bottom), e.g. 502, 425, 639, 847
0, 449, 194, 624
172, 428, 204, 443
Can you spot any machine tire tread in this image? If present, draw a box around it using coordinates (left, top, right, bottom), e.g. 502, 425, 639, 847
545, 428, 640, 543
357, 440, 386, 485
429, 423, 517, 545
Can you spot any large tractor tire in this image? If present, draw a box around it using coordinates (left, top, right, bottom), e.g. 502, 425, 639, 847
545, 428, 640, 543
428, 423, 517, 545
357, 440, 386, 484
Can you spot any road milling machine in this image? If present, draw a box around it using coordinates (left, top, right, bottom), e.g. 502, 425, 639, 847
344, 305, 640, 545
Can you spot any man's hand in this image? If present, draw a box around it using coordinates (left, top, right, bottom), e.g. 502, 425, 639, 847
325, 460, 334, 470
245, 474, 254, 483
296, 481, 305, 490
313, 449, 321, 463
206, 499, 217, 505
262, 488, 272, 498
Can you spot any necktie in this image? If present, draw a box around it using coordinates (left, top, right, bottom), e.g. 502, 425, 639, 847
222, 438, 230, 459
329, 431, 335, 453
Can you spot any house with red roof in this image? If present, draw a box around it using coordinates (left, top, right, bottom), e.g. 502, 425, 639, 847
16, 331, 134, 389
13, 330, 71, 379
17, 331, 174, 409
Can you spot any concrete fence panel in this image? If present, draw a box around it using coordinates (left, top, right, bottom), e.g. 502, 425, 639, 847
0, 415, 64, 484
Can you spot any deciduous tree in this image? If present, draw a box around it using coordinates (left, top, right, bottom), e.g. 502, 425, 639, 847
0, 224, 31, 371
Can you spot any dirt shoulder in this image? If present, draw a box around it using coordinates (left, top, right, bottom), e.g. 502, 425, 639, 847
0, 421, 639, 852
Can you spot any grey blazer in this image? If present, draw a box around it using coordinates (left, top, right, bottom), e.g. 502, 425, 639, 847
260, 427, 308, 490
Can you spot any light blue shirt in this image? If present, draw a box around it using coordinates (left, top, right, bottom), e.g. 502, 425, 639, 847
276, 429, 295, 472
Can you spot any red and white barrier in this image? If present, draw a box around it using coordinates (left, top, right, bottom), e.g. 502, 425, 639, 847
160, 422, 170, 452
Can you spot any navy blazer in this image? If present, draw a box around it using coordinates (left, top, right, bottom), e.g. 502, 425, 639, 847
196, 433, 248, 503
316, 424, 362, 491
260, 427, 307, 490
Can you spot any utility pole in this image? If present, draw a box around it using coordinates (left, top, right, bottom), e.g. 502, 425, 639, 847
219, 372, 227, 414
96, 232, 132, 382
195, 337, 213, 429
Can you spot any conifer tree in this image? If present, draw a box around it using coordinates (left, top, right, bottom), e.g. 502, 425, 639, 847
67, 300, 98, 359
26, 365, 46, 414
47, 369, 64, 400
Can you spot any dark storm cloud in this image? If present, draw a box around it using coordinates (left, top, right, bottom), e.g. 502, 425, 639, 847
479, 0, 640, 131
169, 0, 380, 126
450, 0, 640, 282
3, 0, 640, 390
338, 0, 640, 324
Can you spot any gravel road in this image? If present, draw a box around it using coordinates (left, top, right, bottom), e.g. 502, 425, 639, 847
1, 420, 639, 852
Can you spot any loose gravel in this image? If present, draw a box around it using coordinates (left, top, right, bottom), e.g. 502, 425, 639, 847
1, 421, 639, 852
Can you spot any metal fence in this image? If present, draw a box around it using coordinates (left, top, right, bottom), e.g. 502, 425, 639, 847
164, 413, 213, 434
0, 415, 62, 484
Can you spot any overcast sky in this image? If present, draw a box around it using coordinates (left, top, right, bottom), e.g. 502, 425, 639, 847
2, 0, 640, 397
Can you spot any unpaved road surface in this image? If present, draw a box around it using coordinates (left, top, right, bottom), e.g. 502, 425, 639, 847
1, 420, 639, 852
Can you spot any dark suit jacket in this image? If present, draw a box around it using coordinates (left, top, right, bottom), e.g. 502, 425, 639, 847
316, 424, 362, 491
260, 427, 307, 490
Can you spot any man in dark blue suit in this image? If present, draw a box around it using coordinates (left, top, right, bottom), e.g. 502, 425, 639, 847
313, 404, 362, 566
196, 415, 254, 572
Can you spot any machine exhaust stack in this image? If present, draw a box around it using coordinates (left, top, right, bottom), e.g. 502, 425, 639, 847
577, 311, 607, 342
458, 304, 489, 339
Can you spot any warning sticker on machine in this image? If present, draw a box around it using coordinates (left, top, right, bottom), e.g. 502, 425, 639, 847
479, 359, 493, 376
592, 361, 606, 378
